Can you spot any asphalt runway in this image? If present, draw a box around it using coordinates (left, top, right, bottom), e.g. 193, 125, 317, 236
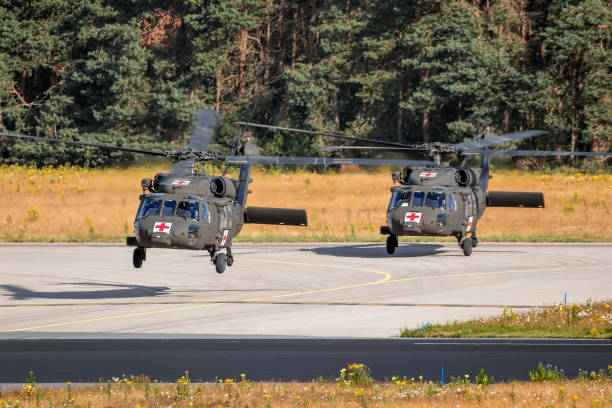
1, 337, 611, 383
1, 242, 611, 337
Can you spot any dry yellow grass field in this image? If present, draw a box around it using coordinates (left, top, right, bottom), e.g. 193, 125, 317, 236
3, 371, 612, 408
0, 164, 610, 242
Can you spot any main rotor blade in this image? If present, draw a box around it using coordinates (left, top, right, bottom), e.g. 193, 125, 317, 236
319, 146, 429, 152
172, 109, 220, 175
0, 132, 167, 157
220, 155, 437, 167
455, 130, 548, 150
190, 109, 219, 151
462, 148, 612, 157
234, 122, 413, 148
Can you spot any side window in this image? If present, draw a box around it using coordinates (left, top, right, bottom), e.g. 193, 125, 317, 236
465, 194, 476, 216
201, 203, 211, 223
470, 193, 477, 215
412, 191, 425, 207
162, 200, 176, 217
449, 193, 457, 211
187, 202, 199, 221
221, 206, 233, 229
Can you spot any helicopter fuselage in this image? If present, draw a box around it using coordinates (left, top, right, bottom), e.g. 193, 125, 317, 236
386, 185, 485, 238
127, 173, 244, 253
383, 166, 485, 239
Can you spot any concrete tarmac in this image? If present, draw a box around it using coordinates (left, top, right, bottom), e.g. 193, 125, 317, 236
1, 242, 611, 338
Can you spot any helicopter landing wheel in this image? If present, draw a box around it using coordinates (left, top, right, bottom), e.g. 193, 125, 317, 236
472, 236, 478, 248
133, 247, 145, 268
386, 234, 398, 255
226, 255, 234, 267
462, 237, 473, 256
215, 253, 227, 274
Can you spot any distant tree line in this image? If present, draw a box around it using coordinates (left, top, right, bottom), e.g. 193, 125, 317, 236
0, 0, 610, 166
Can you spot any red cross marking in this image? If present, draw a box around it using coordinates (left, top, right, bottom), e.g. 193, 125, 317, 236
156, 223, 170, 232
406, 213, 420, 222
174, 180, 189, 185
422, 173, 434, 177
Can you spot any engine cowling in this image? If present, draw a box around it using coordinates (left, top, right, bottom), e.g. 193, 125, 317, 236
210, 176, 236, 198
456, 168, 477, 187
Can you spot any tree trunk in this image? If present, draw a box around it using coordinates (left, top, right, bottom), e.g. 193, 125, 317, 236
215, 68, 222, 111
277, 10, 284, 73
291, 8, 298, 68
503, 109, 510, 132
239, 28, 247, 93
21, 71, 27, 99
397, 87, 403, 143
264, 21, 271, 83
422, 107, 431, 143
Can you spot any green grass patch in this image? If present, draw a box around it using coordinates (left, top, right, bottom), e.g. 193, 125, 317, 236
401, 300, 612, 339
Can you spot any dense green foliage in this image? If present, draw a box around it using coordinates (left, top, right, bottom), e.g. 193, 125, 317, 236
0, 0, 610, 166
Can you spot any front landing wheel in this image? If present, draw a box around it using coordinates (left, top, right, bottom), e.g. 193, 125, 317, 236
462, 237, 473, 256
133, 248, 145, 268
386, 234, 398, 255
215, 253, 227, 274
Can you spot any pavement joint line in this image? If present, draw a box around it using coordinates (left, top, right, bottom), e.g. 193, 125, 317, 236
0, 301, 536, 308
384, 264, 611, 284
2, 262, 609, 333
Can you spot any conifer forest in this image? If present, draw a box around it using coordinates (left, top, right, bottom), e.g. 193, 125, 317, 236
0, 0, 610, 166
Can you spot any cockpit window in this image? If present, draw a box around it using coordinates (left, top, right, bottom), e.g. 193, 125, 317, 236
162, 200, 176, 217
388, 191, 402, 209
398, 191, 411, 207
389, 191, 412, 208
425, 192, 446, 210
412, 191, 425, 207
177, 201, 200, 221
138, 198, 161, 217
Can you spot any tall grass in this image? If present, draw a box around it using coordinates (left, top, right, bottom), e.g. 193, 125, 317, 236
0, 164, 610, 242
2, 367, 611, 408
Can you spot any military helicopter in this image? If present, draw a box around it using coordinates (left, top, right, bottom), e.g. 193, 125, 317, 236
0, 110, 436, 272
235, 122, 612, 256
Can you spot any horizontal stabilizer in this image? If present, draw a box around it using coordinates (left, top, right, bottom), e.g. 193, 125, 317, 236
245, 207, 308, 226
486, 191, 545, 208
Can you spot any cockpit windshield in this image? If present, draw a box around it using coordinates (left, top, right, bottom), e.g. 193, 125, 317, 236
138, 198, 162, 217
162, 200, 176, 217
425, 192, 446, 210
389, 190, 412, 209
412, 191, 425, 207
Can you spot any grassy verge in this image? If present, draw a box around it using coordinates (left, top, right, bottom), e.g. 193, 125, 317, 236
3, 364, 611, 408
1, 164, 611, 242
401, 299, 612, 338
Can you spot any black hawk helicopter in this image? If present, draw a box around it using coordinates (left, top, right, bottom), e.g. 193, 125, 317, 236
235, 122, 612, 256
0, 110, 436, 272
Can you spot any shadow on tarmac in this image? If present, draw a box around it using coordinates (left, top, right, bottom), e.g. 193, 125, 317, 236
0, 282, 170, 300
303, 243, 449, 258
